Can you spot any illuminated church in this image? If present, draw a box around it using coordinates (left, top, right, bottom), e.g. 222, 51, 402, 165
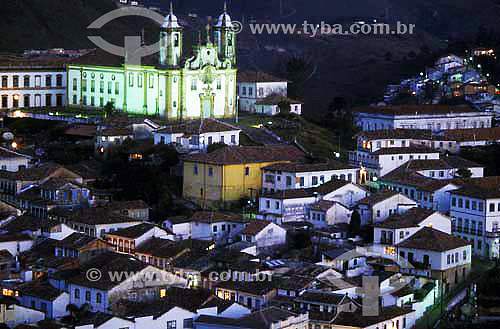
68, 3, 237, 120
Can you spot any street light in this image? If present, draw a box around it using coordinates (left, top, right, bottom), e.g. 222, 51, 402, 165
334, 152, 340, 158
11, 141, 17, 149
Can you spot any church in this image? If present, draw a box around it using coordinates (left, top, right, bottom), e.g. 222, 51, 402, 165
67, 3, 237, 121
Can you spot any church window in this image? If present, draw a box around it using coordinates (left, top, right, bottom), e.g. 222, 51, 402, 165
99, 97, 104, 107
90, 96, 95, 106
149, 74, 154, 88
191, 78, 197, 91
248, 87, 253, 95
90, 73, 95, 79
99, 81, 104, 93
173, 101, 177, 108
72, 95, 77, 105
138, 73, 143, 88
90, 80, 95, 92
73, 79, 77, 91
83, 96, 87, 105
115, 82, 119, 95
108, 81, 112, 94
173, 76, 177, 83
217, 79, 221, 90
82, 79, 87, 92
129, 73, 134, 87
174, 34, 179, 47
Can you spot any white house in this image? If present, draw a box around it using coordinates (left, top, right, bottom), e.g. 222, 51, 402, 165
254, 95, 302, 116
240, 221, 286, 248
105, 222, 175, 254
95, 127, 134, 152
434, 54, 465, 73
16, 280, 69, 319
449, 180, 500, 258
0, 233, 33, 256
0, 147, 32, 172
67, 252, 186, 314
374, 207, 451, 253
308, 200, 352, 227
261, 160, 359, 192
237, 71, 288, 113
350, 145, 441, 182
357, 191, 417, 225
0, 296, 45, 328
166, 211, 247, 242
354, 104, 493, 132
258, 179, 368, 223
153, 119, 241, 151
0, 56, 66, 110
397, 227, 471, 292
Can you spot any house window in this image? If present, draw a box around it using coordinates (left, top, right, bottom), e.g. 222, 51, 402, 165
183, 319, 193, 328
208, 136, 213, 144
138, 73, 143, 88
208, 167, 213, 176
193, 165, 198, 175
490, 203, 495, 212
479, 202, 484, 211
300, 177, 304, 187
245, 167, 250, 176
56, 74, 63, 87
465, 200, 470, 209
286, 176, 292, 186
91, 80, 95, 92
231, 134, 236, 144
242, 87, 246, 95
23, 94, 30, 107
73, 78, 77, 91
24, 75, 30, 87
221, 135, 225, 144
1, 95, 7, 108
74, 288, 80, 299
149, 74, 154, 88
213, 226, 218, 233
312, 176, 318, 185
266, 200, 270, 208
167, 320, 177, 329
96, 292, 102, 303
129, 73, 134, 87
275, 201, 280, 209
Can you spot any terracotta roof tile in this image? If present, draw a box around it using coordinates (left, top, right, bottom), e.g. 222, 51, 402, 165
398, 227, 470, 251
156, 119, 240, 135
263, 160, 356, 172
241, 220, 272, 235
374, 207, 436, 229
182, 145, 305, 165
237, 71, 286, 83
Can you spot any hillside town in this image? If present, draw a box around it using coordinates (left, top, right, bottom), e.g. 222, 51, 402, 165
0, 2, 500, 329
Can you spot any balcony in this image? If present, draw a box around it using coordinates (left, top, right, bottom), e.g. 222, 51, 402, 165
486, 230, 500, 239
380, 238, 394, 245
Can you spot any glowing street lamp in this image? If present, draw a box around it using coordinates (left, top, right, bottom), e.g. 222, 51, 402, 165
11, 142, 17, 149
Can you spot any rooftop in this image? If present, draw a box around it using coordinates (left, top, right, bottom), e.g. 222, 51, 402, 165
156, 118, 241, 135
357, 190, 400, 206
182, 145, 305, 165
262, 160, 356, 172
106, 223, 170, 239
237, 71, 286, 83
398, 227, 470, 251
241, 220, 272, 236
372, 146, 438, 155
374, 207, 436, 229
356, 129, 433, 140
354, 104, 483, 116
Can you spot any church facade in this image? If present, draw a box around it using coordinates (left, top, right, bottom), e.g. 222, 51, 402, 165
67, 4, 237, 121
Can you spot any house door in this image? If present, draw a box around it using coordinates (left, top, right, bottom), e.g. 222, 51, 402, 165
201, 97, 212, 118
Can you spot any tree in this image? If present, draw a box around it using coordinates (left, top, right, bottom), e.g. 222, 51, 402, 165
349, 210, 361, 238
104, 101, 115, 118
207, 142, 227, 153
455, 168, 473, 179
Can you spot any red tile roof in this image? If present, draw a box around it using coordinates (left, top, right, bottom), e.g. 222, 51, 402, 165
182, 145, 305, 165
263, 160, 356, 172
398, 227, 470, 251
237, 71, 286, 83
156, 119, 240, 135
353, 104, 481, 116
241, 220, 272, 235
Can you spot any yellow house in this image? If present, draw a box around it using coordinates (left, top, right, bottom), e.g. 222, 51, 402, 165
182, 145, 305, 209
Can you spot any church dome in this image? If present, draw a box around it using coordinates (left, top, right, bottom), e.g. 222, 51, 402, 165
215, 2, 233, 28
162, 3, 181, 28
